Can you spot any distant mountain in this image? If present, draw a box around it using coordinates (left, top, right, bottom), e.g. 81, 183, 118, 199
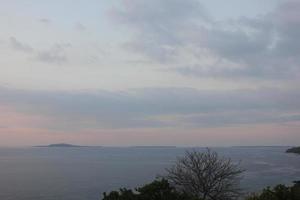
286, 147, 300, 154
34, 143, 86, 148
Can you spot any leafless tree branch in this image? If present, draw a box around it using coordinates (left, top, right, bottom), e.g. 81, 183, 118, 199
165, 149, 244, 200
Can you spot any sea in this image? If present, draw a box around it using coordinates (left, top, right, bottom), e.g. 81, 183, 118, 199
0, 146, 299, 200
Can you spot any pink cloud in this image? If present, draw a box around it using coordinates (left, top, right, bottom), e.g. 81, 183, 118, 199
0, 105, 48, 128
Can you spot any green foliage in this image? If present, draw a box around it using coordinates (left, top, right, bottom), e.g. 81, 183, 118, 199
102, 179, 300, 200
102, 179, 198, 200
246, 181, 300, 200
103, 188, 137, 200
137, 179, 194, 200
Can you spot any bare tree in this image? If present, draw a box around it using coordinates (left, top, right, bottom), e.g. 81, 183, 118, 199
165, 149, 244, 200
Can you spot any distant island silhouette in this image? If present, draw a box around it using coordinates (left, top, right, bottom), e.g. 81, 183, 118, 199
34, 143, 88, 148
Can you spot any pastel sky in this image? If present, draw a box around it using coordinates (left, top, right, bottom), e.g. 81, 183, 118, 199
1, 0, 300, 147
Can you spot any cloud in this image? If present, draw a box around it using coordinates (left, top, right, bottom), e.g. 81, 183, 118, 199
111, 0, 300, 79
75, 22, 86, 31
39, 18, 51, 24
110, 0, 209, 63
8, 37, 69, 64
0, 86, 299, 130
36, 44, 69, 64
9, 37, 34, 53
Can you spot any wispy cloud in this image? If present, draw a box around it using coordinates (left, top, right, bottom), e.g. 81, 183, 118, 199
39, 18, 51, 25
111, 0, 300, 80
75, 22, 86, 31
36, 44, 70, 64
8, 37, 69, 64
9, 37, 34, 53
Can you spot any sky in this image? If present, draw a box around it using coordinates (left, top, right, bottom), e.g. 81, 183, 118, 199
0, 0, 300, 147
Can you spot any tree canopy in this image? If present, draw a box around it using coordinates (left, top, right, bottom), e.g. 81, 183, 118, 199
246, 181, 300, 200
102, 179, 195, 200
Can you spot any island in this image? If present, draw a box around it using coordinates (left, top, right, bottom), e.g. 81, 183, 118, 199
34, 143, 88, 148
286, 147, 300, 154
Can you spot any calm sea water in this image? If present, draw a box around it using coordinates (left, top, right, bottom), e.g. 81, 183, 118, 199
0, 146, 299, 200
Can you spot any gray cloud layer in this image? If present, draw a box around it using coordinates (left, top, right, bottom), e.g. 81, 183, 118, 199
9, 37, 34, 53
0, 87, 299, 130
112, 0, 300, 79
8, 37, 68, 64
2, 1, 299, 132
36, 45, 68, 64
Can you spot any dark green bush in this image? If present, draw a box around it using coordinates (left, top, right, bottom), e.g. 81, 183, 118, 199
246, 181, 300, 200
102, 179, 198, 200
